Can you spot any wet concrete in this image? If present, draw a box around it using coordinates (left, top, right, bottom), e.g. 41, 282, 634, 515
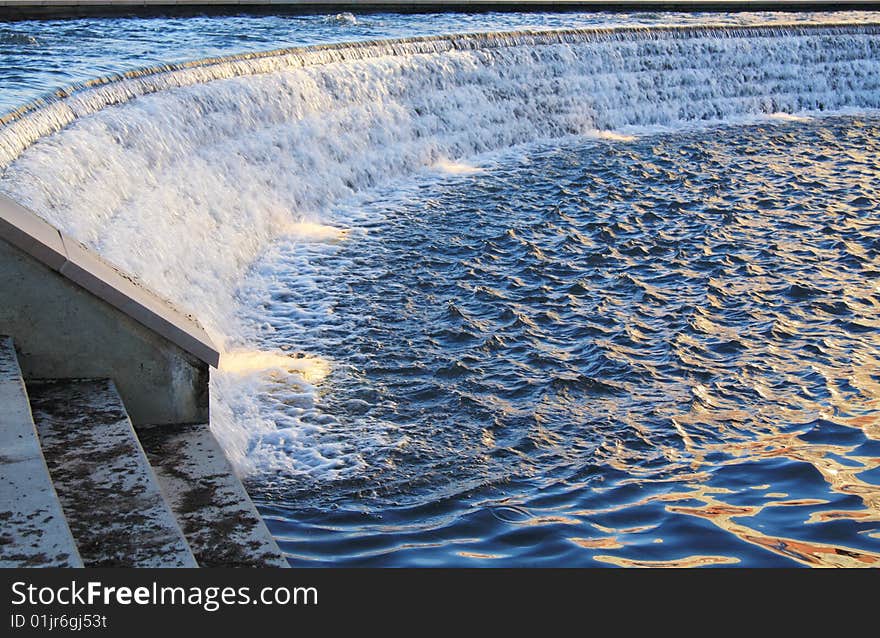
28, 379, 197, 567
137, 423, 288, 567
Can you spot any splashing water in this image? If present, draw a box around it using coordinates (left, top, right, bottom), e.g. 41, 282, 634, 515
433, 157, 484, 175
220, 350, 332, 384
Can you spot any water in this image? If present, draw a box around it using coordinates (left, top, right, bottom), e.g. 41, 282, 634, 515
1, 10, 878, 114
255, 119, 880, 566
1, 14, 879, 566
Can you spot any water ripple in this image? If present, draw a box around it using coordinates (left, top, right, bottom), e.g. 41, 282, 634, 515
247, 115, 880, 566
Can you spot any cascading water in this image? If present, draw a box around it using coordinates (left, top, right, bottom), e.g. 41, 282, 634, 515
2, 19, 879, 565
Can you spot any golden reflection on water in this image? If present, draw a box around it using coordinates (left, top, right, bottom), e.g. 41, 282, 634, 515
570, 537, 624, 549
219, 349, 332, 384
518, 281, 880, 567
484, 124, 878, 565
663, 487, 880, 567
572, 204, 880, 566
593, 554, 741, 568
457, 551, 508, 559
583, 399, 880, 566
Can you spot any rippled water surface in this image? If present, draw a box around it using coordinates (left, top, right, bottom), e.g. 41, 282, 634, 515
249, 116, 880, 567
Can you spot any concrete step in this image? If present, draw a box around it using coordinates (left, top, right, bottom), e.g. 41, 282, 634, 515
136, 423, 288, 567
0, 336, 82, 567
28, 379, 197, 567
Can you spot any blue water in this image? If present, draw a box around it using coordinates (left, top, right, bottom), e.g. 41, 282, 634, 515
2, 11, 879, 567
250, 117, 880, 567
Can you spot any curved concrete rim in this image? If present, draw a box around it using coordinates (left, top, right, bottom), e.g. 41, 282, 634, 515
1, 21, 878, 172
2, 20, 879, 127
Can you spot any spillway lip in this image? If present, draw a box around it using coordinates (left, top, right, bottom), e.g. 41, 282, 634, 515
1, 20, 879, 171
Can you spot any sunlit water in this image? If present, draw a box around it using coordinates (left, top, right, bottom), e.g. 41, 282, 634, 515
1, 13, 879, 566
253, 118, 880, 566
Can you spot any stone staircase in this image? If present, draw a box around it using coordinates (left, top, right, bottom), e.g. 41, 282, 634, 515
0, 335, 286, 568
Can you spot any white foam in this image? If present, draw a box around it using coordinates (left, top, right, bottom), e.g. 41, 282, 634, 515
584, 130, 639, 142
282, 221, 349, 243
220, 349, 332, 384
325, 13, 358, 26
433, 157, 484, 175
764, 112, 814, 122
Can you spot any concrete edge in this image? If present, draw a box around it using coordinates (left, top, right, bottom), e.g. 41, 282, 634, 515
0, 193, 220, 369
0, 335, 84, 568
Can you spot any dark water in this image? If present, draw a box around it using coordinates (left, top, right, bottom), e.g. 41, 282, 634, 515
249, 115, 880, 567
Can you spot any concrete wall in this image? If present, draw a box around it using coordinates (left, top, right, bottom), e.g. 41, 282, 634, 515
0, 194, 219, 426
0, 239, 210, 425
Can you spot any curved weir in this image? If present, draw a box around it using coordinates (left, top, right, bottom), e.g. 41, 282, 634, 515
1, 21, 879, 480
2, 22, 880, 167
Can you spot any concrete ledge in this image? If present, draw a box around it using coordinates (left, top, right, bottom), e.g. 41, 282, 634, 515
0, 194, 219, 369
0, 213, 214, 425
0, 237, 212, 424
